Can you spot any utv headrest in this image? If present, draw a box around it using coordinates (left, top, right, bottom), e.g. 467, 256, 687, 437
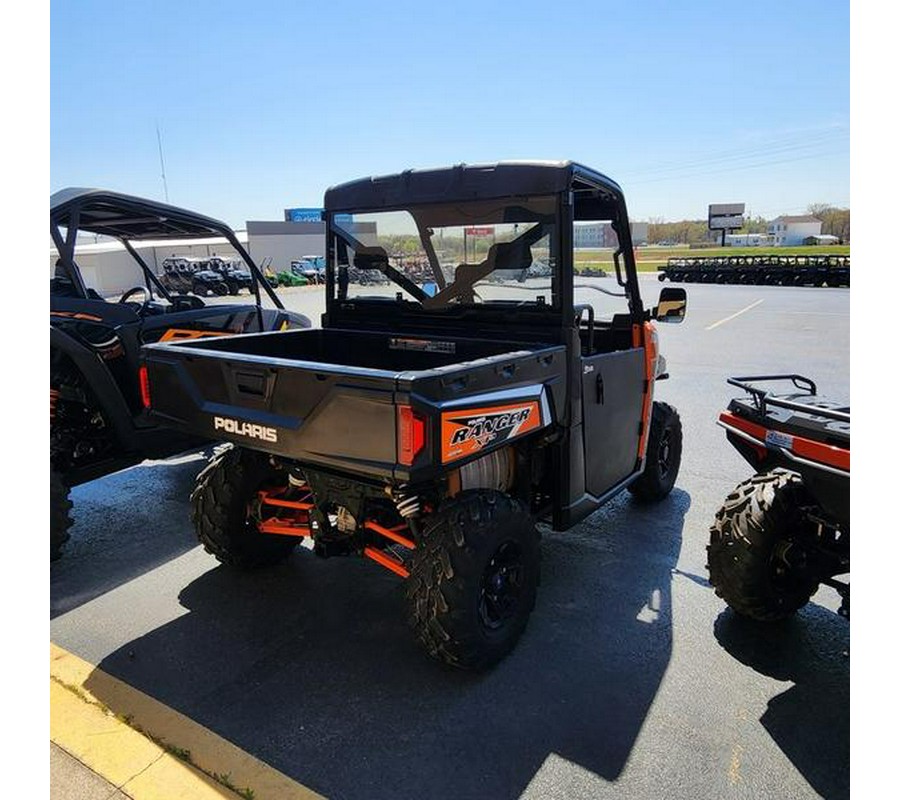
489, 240, 532, 272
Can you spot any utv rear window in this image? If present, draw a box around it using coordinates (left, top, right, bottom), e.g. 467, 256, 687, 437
330, 196, 559, 311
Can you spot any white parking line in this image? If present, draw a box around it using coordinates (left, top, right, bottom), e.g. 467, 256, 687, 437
705, 299, 764, 331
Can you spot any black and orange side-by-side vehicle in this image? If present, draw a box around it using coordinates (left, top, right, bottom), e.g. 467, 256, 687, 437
50, 189, 311, 560
142, 161, 688, 669
708, 375, 850, 621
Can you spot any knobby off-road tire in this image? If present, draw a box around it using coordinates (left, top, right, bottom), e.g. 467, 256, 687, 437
191, 444, 298, 569
629, 401, 683, 502
51, 468, 73, 562
707, 469, 820, 621
406, 490, 540, 671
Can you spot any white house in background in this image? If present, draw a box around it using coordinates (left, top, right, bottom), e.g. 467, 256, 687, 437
767, 215, 823, 246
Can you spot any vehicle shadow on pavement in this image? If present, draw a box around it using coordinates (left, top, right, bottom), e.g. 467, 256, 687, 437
713, 607, 850, 800
85, 488, 689, 800
50, 451, 210, 619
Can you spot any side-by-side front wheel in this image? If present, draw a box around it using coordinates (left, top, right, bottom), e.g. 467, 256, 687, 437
628, 401, 683, 502
191, 444, 299, 569
405, 490, 540, 671
707, 469, 821, 621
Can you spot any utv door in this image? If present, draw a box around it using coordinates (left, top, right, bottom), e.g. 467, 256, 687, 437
581, 348, 645, 497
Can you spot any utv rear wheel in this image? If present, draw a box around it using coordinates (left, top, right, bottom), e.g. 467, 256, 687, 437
707, 469, 820, 621
51, 469, 73, 562
406, 490, 540, 671
629, 402, 682, 502
191, 445, 298, 569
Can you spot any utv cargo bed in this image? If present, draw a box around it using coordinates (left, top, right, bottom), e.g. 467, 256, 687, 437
144, 327, 566, 481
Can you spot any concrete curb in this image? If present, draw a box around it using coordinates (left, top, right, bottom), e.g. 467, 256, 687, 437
50, 643, 323, 800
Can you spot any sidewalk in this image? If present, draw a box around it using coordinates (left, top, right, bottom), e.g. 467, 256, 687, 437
51, 742, 131, 800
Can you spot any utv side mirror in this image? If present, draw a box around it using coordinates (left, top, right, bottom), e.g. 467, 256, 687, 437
653, 286, 687, 323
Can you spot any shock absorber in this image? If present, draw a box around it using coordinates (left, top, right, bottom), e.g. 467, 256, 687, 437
389, 483, 421, 536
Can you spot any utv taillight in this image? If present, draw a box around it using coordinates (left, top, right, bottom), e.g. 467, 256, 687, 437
397, 405, 426, 466
139, 365, 152, 409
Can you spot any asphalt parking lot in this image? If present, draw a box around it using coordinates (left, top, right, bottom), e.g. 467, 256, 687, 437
50, 277, 850, 800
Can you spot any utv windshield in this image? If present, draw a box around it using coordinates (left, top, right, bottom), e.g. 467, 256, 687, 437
330, 196, 559, 310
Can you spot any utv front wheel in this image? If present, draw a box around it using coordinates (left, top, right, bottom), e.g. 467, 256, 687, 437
629, 401, 682, 502
707, 469, 820, 621
191, 445, 299, 569
406, 490, 540, 670
51, 469, 73, 562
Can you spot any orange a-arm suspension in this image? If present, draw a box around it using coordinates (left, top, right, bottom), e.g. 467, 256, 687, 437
255, 488, 314, 537
253, 488, 415, 578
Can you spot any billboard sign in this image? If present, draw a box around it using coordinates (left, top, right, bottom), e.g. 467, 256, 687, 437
708, 203, 745, 231
465, 226, 494, 236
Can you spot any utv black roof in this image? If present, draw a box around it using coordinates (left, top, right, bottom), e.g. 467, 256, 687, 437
324, 161, 625, 212
50, 188, 234, 240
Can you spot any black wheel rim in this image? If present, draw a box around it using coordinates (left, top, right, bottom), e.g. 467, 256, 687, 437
657, 429, 671, 479
478, 541, 525, 630
769, 539, 814, 592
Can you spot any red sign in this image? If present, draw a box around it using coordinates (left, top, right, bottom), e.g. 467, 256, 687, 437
464, 226, 494, 237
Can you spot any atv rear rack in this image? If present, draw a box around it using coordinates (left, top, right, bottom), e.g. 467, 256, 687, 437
727, 375, 850, 423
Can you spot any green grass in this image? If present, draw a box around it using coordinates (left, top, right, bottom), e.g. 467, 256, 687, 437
574, 245, 850, 273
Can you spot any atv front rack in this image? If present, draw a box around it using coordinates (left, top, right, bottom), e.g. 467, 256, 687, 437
727, 375, 850, 424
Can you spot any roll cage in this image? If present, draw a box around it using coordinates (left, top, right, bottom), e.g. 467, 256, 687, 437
322, 161, 645, 331
49, 188, 284, 311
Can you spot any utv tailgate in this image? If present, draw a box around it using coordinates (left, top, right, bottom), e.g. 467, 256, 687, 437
144, 345, 400, 478
142, 328, 565, 481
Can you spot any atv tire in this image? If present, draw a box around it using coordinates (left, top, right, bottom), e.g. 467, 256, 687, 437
191, 445, 298, 569
406, 490, 540, 670
707, 469, 820, 621
51, 469, 73, 562
629, 401, 682, 502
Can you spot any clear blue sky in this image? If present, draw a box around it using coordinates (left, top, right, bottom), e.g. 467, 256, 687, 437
50, 0, 849, 229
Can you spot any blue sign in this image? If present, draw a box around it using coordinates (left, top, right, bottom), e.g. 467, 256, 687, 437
285, 208, 355, 225
286, 207, 323, 222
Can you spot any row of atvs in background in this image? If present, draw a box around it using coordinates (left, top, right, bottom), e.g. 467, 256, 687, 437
657, 254, 850, 287
160, 255, 329, 295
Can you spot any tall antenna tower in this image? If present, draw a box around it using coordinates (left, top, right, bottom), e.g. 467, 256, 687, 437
156, 123, 169, 203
